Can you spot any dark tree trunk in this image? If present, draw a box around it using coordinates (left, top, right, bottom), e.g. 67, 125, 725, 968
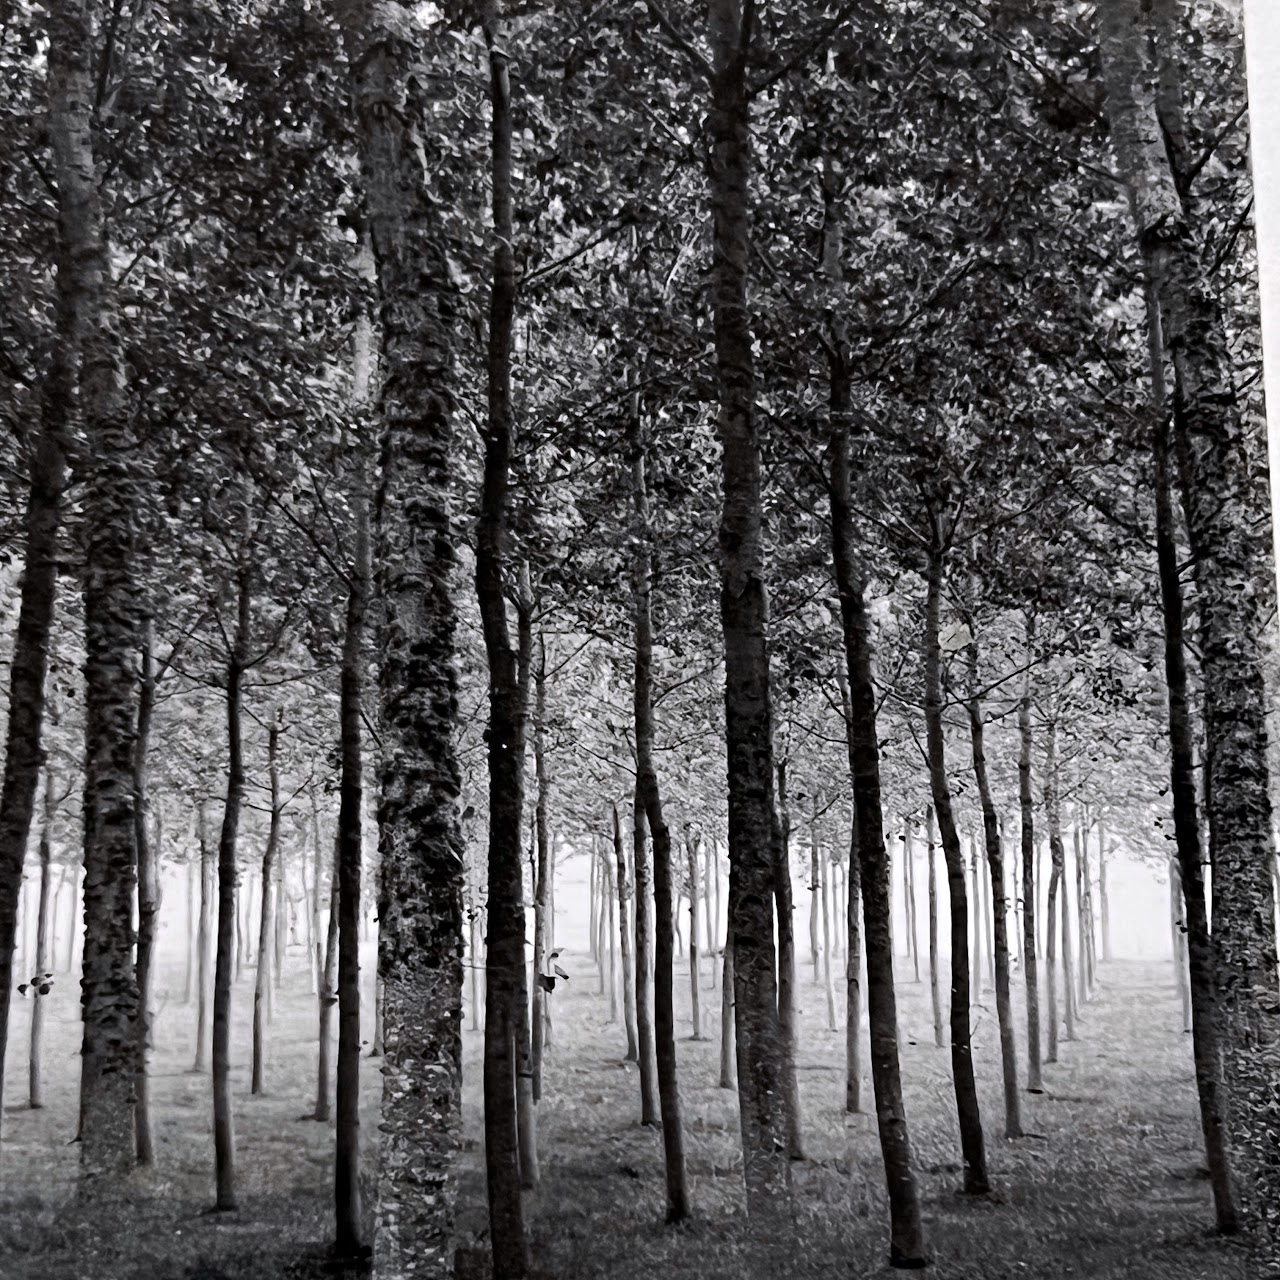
632, 789, 660, 1127
844, 826, 864, 1117
134, 622, 158, 1166
773, 762, 804, 1162
720, 926, 736, 1090
926, 807, 944, 1049
966, 639, 1022, 1139
686, 827, 704, 1039
252, 716, 283, 1097
315, 867, 339, 1123
193, 802, 212, 1072
613, 804, 640, 1062
28, 768, 57, 1110
703, 0, 791, 1214
923, 541, 988, 1195
531, 639, 551, 1103
0, 423, 65, 1131
1018, 644, 1043, 1093
213, 570, 251, 1211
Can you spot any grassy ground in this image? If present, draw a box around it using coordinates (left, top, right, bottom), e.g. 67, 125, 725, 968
0, 940, 1250, 1279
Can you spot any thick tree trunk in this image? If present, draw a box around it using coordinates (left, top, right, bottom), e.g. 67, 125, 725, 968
926, 807, 944, 1049
613, 804, 640, 1061
315, 872, 339, 1123
923, 542, 988, 1195
336, 3, 470, 1261
28, 769, 57, 1110
133, 622, 158, 1166
703, 0, 791, 1214
774, 762, 804, 1162
213, 571, 251, 1211
966, 641, 1022, 1139
1100, 5, 1279, 1233
1019, 648, 1043, 1093
252, 717, 283, 1097
48, 0, 144, 1195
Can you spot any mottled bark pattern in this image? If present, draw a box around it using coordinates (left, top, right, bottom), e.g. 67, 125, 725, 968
335, 3, 467, 1272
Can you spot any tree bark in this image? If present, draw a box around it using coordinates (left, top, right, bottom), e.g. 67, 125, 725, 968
966, 638, 1022, 1139
926, 807, 944, 1050
1046, 733, 1076, 1045
28, 768, 57, 1110
315, 872, 340, 1123
720, 927, 736, 1090
1099, 4, 1279, 1231
774, 761, 804, 1162
613, 803, 640, 1062
923, 541, 988, 1195
1018, 637, 1043, 1093
133, 622, 158, 1166
686, 827, 704, 1039
632, 788, 660, 1127
531, 638, 552, 1103
252, 715, 283, 1097
194, 810, 214, 1074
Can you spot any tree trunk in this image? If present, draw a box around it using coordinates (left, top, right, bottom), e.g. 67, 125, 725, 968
315, 871, 340, 1123
1100, 4, 1279, 1230
1046, 736, 1076, 1045
1098, 819, 1111, 963
970, 838, 983, 997
844, 823, 864, 1117
923, 542, 988, 1195
1148, 290, 1239, 1231
720, 928, 736, 1090
134, 621, 158, 1166
613, 804, 639, 1062
49, 0, 143, 1194
1019, 642, 1043, 1093
926, 807, 944, 1049
773, 762, 804, 1161
905, 823, 920, 984
212, 570, 251, 1211
1073, 825, 1088, 1009
531, 638, 551, 1103
28, 768, 57, 1110
1045, 843, 1060, 1067
605, 850, 619, 1023
252, 716, 283, 1097
1171, 860, 1193, 1032
686, 827, 704, 1039
814, 803, 837, 1032
966, 639, 1022, 1139
705, 0, 791, 1214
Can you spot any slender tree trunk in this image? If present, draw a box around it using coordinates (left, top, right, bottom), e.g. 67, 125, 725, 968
133, 622, 159, 1166
1045, 845, 1060, 1066
825, 207, 926, 1254
1171, 860, 1193, 1032
531, 639, 552, 1103
815, 803, 837, 1032
905, 823, 920, 984
194, 808, 216, 1074
632, 791, 660, 1126
923, 542, 988, 1195
315, 872, 340, 1123
720, 928, 736, 1090
926, 807, 944, 1049
686, 827, 703, 1039
613, 805, 639, 1062
970, 838, 983, 996
212, 571, 251, 1211
252, 716, 283, 1097
704, 0, 791, 1214
1046, 738, 1076, 1045
704, 837, 718, 990
774, 762, 804, 1161
966, 639, 1022, 1139
1073, 825, 1087, 1009
28, 769, 56, 1110
1098, 820, 1111, 963
1019, 641, 1043, 1093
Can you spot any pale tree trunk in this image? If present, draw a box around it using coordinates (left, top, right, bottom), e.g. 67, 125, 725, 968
1019, 638, 1043, 1093
814, 801, 837, 1032
133, 622, 159, 1166
193, 803, 213, 1072
605, 851, 618, 1023
315, 871, 339, 1123
48, 0, 143, 1195
1098, 819, 1111, 963
1045, 841, 1060, 1067
28, 768, 57, 1110
926, 807, 944, 1049
252, 715, 283, 1097
704, 837, 718, 991
336, 3, 469, 1266
1170, 860, 1193, 1033
966, 638, 1022, 1139
970, 837, 983, 996
686, 826, 703, 1040
632, 791, 659, 1127
1100, 2, 1278, 1235
184, 854, 196, 1005
613, 804, 639, 1062
773, 762, 804, 1161
905, 822, 920, 984
923, 540, 988, 1194
703, 0, 791, 1214
1072, 825, 1088, 1009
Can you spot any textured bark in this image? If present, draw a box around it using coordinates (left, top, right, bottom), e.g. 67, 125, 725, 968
703, 0, 791, 1214
1099, 3, 1279, 1234
315, 860, 339, 1123
686, 828, 703, 1039
213, 571, 251, 1211
923, 543, 988, 1195
47, 0, 143, 1195
28, 769, 57, 1110
1018, 649, 1043, 1092
631, 780, 660, 1125
773, 762, 804, 1161
0, 424, 65, 1130
1171, 860, 1193, 1033
844, 828, 864, 1117
1150, 297, 1239, 1231
720, 928, 736, 1089
926, 807, 944, 1050
613, 803, 640, 1062
133, 623, 158, 1166
531, 639, 551, 1103
335, 1, 469, 1266
966, 642, 1022, 1139
252, 717, 282, 1097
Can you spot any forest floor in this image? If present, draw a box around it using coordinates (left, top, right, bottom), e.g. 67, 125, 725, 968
0, 940, 1252, 1280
